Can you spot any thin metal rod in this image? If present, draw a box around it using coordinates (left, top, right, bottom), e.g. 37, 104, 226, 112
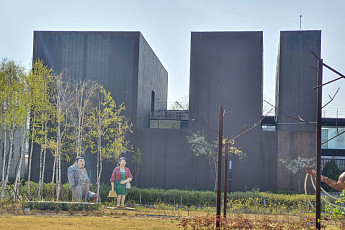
223, 142, 229, 218
315, 59, 323, 230
216, 105, 223, 228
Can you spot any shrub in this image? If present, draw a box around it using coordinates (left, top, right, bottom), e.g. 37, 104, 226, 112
322, 159, 341, 192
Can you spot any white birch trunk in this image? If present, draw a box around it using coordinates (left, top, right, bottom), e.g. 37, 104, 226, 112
14, 116, 27, 200
1, 129, 7, 183
213, 160, 217, 193
51, 157, 56, 183
1, 124, 15, 199
41, 121, 47, 189
56, 120, 61, 201
96, 133, 102, 202
27, 113, 36, 199
37, 123, 44, 199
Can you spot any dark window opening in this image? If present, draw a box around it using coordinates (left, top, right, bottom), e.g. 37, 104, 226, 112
151, 91, 155, 112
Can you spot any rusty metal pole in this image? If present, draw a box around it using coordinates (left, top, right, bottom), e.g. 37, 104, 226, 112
223, 142, 229, 218
216, 105, 224, 228
315, 59, 323, 230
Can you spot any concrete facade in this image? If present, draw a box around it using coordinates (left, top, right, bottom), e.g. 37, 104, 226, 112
275, 31, 321, 192
189, 32, 266, 191
33, 31, 168, 129
276, 31, 321, 132
31, 31, 168, 183
29, 30, 325, 193
131, 129, 212, 190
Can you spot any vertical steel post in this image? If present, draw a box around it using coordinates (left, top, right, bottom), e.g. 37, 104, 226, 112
316, 59, 323, 230
216, 105, 224, 228
223, 142, 229, 218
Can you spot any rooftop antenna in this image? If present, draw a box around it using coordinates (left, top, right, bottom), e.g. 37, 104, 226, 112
300, 15, 302, 30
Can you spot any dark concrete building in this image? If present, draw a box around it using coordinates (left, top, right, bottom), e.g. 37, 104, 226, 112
33, 31, 168, 129
276, 31, 321, 132
275, 31, 321, 192
31, 31, 168, 183
31, 30, 345, 193
189, 31, 268, 191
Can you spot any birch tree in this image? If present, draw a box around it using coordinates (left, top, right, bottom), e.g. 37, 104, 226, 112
48, 74, 72, 200
0, 58, 27, 199
26, 59, 53, 199
87, 85, 132, 201
71, 80, 98, 157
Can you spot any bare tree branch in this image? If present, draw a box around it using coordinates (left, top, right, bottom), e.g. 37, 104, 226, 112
240, 122, 247, 134
322, 130, 345, 146
176, 101, 218, 134
227, 108, 273, 143
311, 51, 320, 60
264, 100, 316, 127
313, 76, 344, 89
322, 87, 340, 108
311, 51, 345, 89
224, 110, 231, 116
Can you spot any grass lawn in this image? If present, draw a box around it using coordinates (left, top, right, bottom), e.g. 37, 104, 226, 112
0, 204, 342, 229
0, 215, 181, 230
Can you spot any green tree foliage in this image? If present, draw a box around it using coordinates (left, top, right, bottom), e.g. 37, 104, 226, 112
71, 80, 98, 157
26, 59, 54, 199
0, 58, 28, 198
0, 58, 133, 201
131, 148, 143, 186
86, 85, 132, 200
322, 159, 341, 192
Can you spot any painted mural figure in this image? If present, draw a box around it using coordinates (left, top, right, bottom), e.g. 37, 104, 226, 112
305, 166, 345, 191
68, 157, 91, 202
110, 157, 133, 207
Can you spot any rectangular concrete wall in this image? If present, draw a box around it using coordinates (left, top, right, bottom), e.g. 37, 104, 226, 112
275, 31, 321, 193
260, 131, 278, 191
32, 31, 169, 184
33, 31, 141, 125
276, 30, 321, 132
130, 128, 215, 190
189, 32, 265, 191
137, 34, 168, 128
276, 131, 315, 192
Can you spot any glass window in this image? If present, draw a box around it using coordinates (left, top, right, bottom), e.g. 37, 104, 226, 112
150, 120, 159, 128
262, 125, 276, 131
322, 126, 345, 149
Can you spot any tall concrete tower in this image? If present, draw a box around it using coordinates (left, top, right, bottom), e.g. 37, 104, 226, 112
189, 32, 264, 190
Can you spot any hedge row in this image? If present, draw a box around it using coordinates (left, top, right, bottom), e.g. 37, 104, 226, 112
1, 182, 315, 208
126, 188, 315, 208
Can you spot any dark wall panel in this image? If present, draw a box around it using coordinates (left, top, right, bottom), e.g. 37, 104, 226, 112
189, 32, 264, 191
137, 34, 168, 128
276, 31, 321, 132
131, 129, 215, 190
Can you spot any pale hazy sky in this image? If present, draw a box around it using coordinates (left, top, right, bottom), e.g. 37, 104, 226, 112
1, 0, 344, 114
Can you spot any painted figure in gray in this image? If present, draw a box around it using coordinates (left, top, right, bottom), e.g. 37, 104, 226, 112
68, 157, 90, 202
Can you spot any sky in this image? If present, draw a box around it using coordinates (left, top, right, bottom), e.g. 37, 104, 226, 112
0, 0, 344, 116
